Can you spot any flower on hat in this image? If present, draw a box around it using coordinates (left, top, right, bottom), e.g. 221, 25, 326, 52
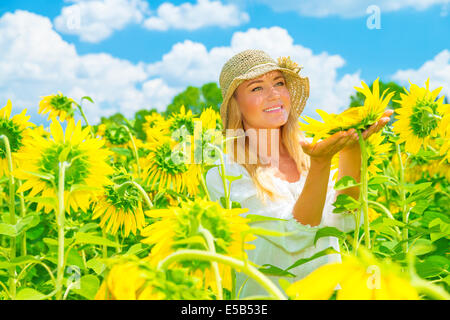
277, 56, 301, 74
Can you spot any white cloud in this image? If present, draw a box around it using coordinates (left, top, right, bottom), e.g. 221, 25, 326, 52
0, 10, 171, 125
143, 0, 249, 31
391, 49, 450, 98
0, 11, 362, 126
249, 0, 450, 18
54, 0, 149, 43
146, 26, 363, 116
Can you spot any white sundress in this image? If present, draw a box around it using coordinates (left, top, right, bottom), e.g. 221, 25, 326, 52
205, 151, 360, 298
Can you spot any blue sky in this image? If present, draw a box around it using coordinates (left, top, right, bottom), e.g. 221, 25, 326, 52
0, 0, 449, 124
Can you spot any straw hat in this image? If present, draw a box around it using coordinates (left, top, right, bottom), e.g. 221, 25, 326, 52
219, 49, 309, 129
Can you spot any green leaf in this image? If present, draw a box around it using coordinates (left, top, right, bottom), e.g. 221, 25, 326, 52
74, 233, 120, 247
70, 184, 101, 193
0, 255, 41, 269
314, 227, 345, 245
410, 239, 435, 256
416, 256, 449, 278
125, 243, 148, 256
332, 194, 360, 211
72, 275, 100, 300
172, 235, 206, 247
23, 170, 54, 181
16, 288, 47, 300
258, 264, 295, 278
246, 214, 288, 223
368, 175, 396, 186
15, 214, 40, 234
226, 174, 242, 183
79, 223, 101, 233
285, 246, 339, 271
246, 226, 293, 238
25, 197, 57, 209
86, 258, 106, 275
429, 218, 450, 242
111, 147, 132, 157
59, 146, 71, 163
231, 201, 241, 209
334, 176, 360, 191
0, 223, 16, 236
81, 96, 94, 104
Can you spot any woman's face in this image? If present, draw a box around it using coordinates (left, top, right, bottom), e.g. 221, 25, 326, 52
234, 70, 291, 130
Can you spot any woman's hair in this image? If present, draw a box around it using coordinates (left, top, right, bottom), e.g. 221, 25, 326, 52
224, 90, 311, 204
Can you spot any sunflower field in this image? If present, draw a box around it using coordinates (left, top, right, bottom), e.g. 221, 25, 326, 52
0, 78, 449, 301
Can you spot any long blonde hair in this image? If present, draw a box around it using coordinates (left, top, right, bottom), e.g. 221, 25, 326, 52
223, 94, 310, 204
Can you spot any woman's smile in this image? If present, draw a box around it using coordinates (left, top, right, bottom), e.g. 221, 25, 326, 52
263, 104, 284, 113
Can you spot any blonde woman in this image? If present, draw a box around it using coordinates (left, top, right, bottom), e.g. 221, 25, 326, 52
205, 49, 393, 298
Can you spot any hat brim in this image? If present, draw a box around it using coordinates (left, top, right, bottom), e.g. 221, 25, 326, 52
220, 64, 309, 129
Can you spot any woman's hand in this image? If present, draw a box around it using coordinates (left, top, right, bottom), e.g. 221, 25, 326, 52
299, 128, 359, 164
299, 109, 394, 163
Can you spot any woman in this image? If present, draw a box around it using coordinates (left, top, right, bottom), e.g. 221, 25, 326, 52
205, 49, 393, 298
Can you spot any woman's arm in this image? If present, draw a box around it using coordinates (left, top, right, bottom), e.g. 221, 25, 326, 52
335, 144, 361, 201
292, 158, 332, 226
294, 110, 394, 226
293, 130, 357, 226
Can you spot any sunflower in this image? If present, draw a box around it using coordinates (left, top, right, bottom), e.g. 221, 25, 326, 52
0, 100, 35, 177
300, 78, 393, 143
439, 114, 450, 163
92, 182, 147, 237
199, 107, 222, 132
141, 134, 201, 195
142, 113, 170, 140
331, 131, 392, 181
95, 256, 212, 300
141, 198, 256, 293
162, 105, 197, 141
15, 119, 114, 213
286, 248, 419, 300
393, 79, 449, 154
39, 92, 76, 122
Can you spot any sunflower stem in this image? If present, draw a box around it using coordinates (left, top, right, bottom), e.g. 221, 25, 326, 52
198, 225, 223, 300
157, 249, 287, 300
75, 102, 95, 138
199, 166, 211, 201
0, 135, 17, 299
217, 147, 230, 209
102, 230, 108, 259
117, 180, 153, 209
121, 125, 141, 179
395, 143, 408, 253
18, 181, 27, 256
55, 161, 67, 300
357, 131, 371, 250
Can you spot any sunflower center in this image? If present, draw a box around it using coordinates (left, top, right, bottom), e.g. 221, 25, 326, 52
170, 118, 194, 137
105, 126, 131, 145
104, 184, 139, 211
409, 99, 439, 138
40, 144, 90, 189
153, 142, 188, 174
0, 119, 23, 158
50, 95, 75, 116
